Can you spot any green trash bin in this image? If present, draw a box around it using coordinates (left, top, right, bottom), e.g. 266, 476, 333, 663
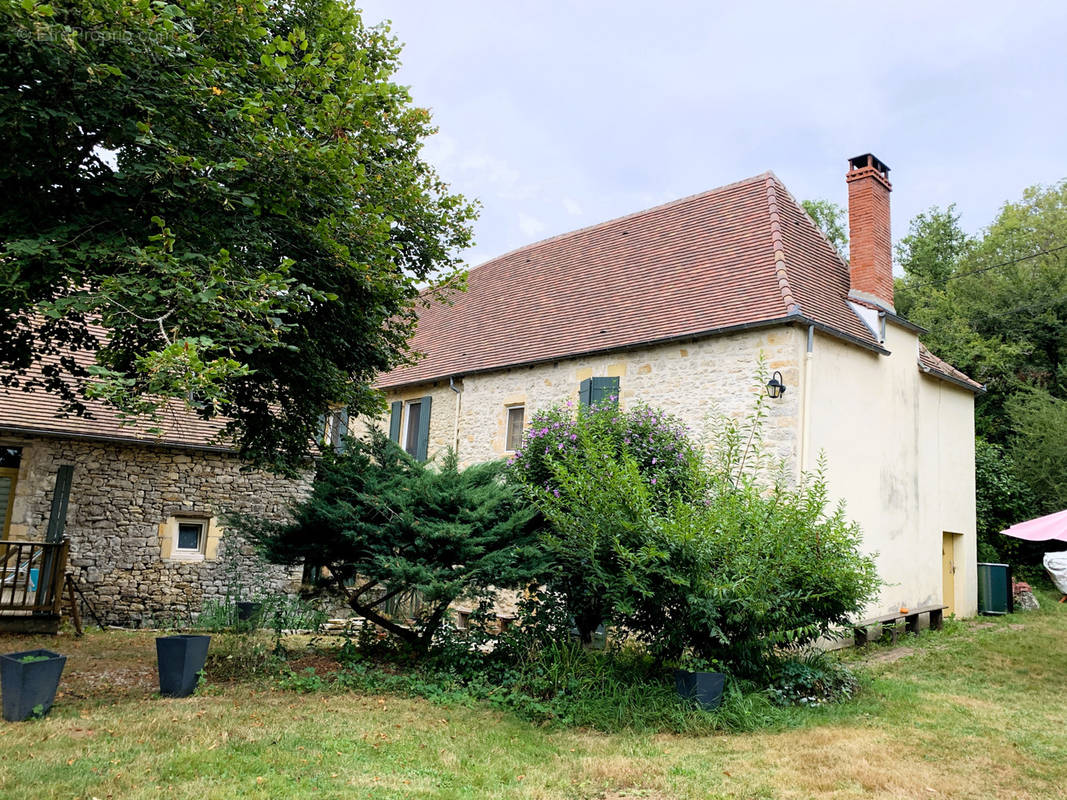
977, 562, 1011, 615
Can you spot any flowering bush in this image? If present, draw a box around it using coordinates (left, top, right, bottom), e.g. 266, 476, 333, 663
509, 392, 879, 677
511, 399, 699, 511
508, 399, 701, 642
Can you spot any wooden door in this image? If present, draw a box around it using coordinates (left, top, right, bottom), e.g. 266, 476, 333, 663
942, 532, 959, 616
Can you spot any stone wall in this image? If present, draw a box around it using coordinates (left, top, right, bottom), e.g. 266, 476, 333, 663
4, 435, 312, 626
378, 326, 804, 473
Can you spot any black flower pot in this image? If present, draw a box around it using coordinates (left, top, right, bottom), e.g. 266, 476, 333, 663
235, 601, 263, 630
674, 669, 726, 711
156, 635, 211, 698
1, 648, 67, 721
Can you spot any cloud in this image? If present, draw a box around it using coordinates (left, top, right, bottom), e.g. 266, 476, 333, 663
518, 213, 546, 239
562, 197, 583, 216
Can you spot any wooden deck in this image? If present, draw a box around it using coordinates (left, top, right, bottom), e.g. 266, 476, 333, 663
0, 539, 69, 633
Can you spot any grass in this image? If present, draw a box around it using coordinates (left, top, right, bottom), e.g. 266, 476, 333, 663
1, 588, 1066, 799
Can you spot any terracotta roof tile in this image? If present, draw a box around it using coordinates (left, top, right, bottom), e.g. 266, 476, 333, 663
379, 172, 881, 388
0, 330, 233, 450
918, 342, 984, 392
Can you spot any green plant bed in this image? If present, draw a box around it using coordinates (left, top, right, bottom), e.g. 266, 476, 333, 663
270, 635, 838, 735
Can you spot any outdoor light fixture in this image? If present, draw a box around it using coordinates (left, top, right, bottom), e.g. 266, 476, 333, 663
765, 371, 786, 399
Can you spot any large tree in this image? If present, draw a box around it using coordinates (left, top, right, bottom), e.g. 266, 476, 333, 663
895, 183, 1067, 557
0, 0, 475, 471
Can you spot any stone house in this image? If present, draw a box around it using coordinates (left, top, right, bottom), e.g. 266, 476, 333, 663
0, 383, 309, 626
375, 154, 983, 619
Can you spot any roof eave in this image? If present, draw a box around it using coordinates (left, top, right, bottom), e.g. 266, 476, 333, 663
378, 315, 888, 392
918, 367, 986, 395
0, 424, 238, 454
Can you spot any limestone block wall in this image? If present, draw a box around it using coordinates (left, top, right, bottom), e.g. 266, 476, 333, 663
380, 327, 804, 472
4, 435, 311, 626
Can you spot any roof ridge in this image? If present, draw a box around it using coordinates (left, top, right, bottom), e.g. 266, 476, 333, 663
462, 171, 774, 271
763, 174, 801, 315
773, 175, 852, 272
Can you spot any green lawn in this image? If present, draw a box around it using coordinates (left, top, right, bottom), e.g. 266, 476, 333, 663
2, 590, 1065, 799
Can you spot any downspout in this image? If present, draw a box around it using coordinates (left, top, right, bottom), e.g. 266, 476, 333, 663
449, 376, 462, 457
799, 324, 815, 479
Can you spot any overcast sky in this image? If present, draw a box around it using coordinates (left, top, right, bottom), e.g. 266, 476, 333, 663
357, 1, 1067, 268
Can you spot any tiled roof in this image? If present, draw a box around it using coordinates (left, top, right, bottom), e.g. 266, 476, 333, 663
378, 172, 883, 388
0, 336, 233, 450
918, 342, 984, 392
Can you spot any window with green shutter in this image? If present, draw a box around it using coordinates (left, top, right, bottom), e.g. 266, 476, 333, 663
579, 377, 620, 407
319, 409, 351, 452
393, 395, 433, 460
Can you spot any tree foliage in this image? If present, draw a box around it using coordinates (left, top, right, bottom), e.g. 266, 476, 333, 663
0, 0, 476, 470
509, 395, 879, 676
894, 204, 973, 317
974, 437, 1036, 563
801, 198, 848, 258
237, 429, 543, 651
895, 183, 1067, 556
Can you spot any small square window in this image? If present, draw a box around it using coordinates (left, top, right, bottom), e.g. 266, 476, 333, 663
176, 521, 205, 553
505, 406, 525, 451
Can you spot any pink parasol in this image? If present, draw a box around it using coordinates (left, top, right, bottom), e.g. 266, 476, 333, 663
1001, 508, 1067, 542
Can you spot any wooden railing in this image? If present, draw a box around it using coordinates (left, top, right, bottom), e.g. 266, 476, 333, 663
0, 539, 69, 616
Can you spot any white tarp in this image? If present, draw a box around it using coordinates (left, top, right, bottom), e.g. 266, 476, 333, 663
1043, 552, 1067, 594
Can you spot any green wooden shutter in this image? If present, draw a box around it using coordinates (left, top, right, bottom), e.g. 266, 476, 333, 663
335, 409, 350, 454
45, 465, 74, 543
593, 379, 618, 409
579, 378, 592, 407
415, 395, 432, 461
388, 401, 402, 442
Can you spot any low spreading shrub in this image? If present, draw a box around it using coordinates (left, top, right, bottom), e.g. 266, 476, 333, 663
767, 652, 859, 707
234, 429, 544, 652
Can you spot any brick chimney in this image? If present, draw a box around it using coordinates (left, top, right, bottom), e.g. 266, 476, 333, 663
846, 153, 893, 310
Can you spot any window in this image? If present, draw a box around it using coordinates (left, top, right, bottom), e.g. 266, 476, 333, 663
160, 514, 219, 561
174, 520, 206, 555
174, 522, 203, 554
388, 395, 433, 460
319, 408, 350, 453
579, 377, 620, 408
0, 447, 21, 540
505, 406, 525, 451
403, 400, 423, 456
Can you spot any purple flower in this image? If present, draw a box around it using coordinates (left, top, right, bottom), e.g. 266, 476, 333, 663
651, 457, 657, 465
651, 477, 657, 485
553, 489, 561, 498
570, 433, 577, 441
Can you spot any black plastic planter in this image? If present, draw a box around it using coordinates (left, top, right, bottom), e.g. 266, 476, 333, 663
674, 669, 726, 711
156, 635, 211, 698
235, 601, 262, 629
1, 649, 67, 722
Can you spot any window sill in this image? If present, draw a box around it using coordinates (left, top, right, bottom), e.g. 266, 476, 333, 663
166, 551, 206, 563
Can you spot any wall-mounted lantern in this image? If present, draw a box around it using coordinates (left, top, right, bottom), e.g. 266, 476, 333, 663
765, 371, 786, 399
